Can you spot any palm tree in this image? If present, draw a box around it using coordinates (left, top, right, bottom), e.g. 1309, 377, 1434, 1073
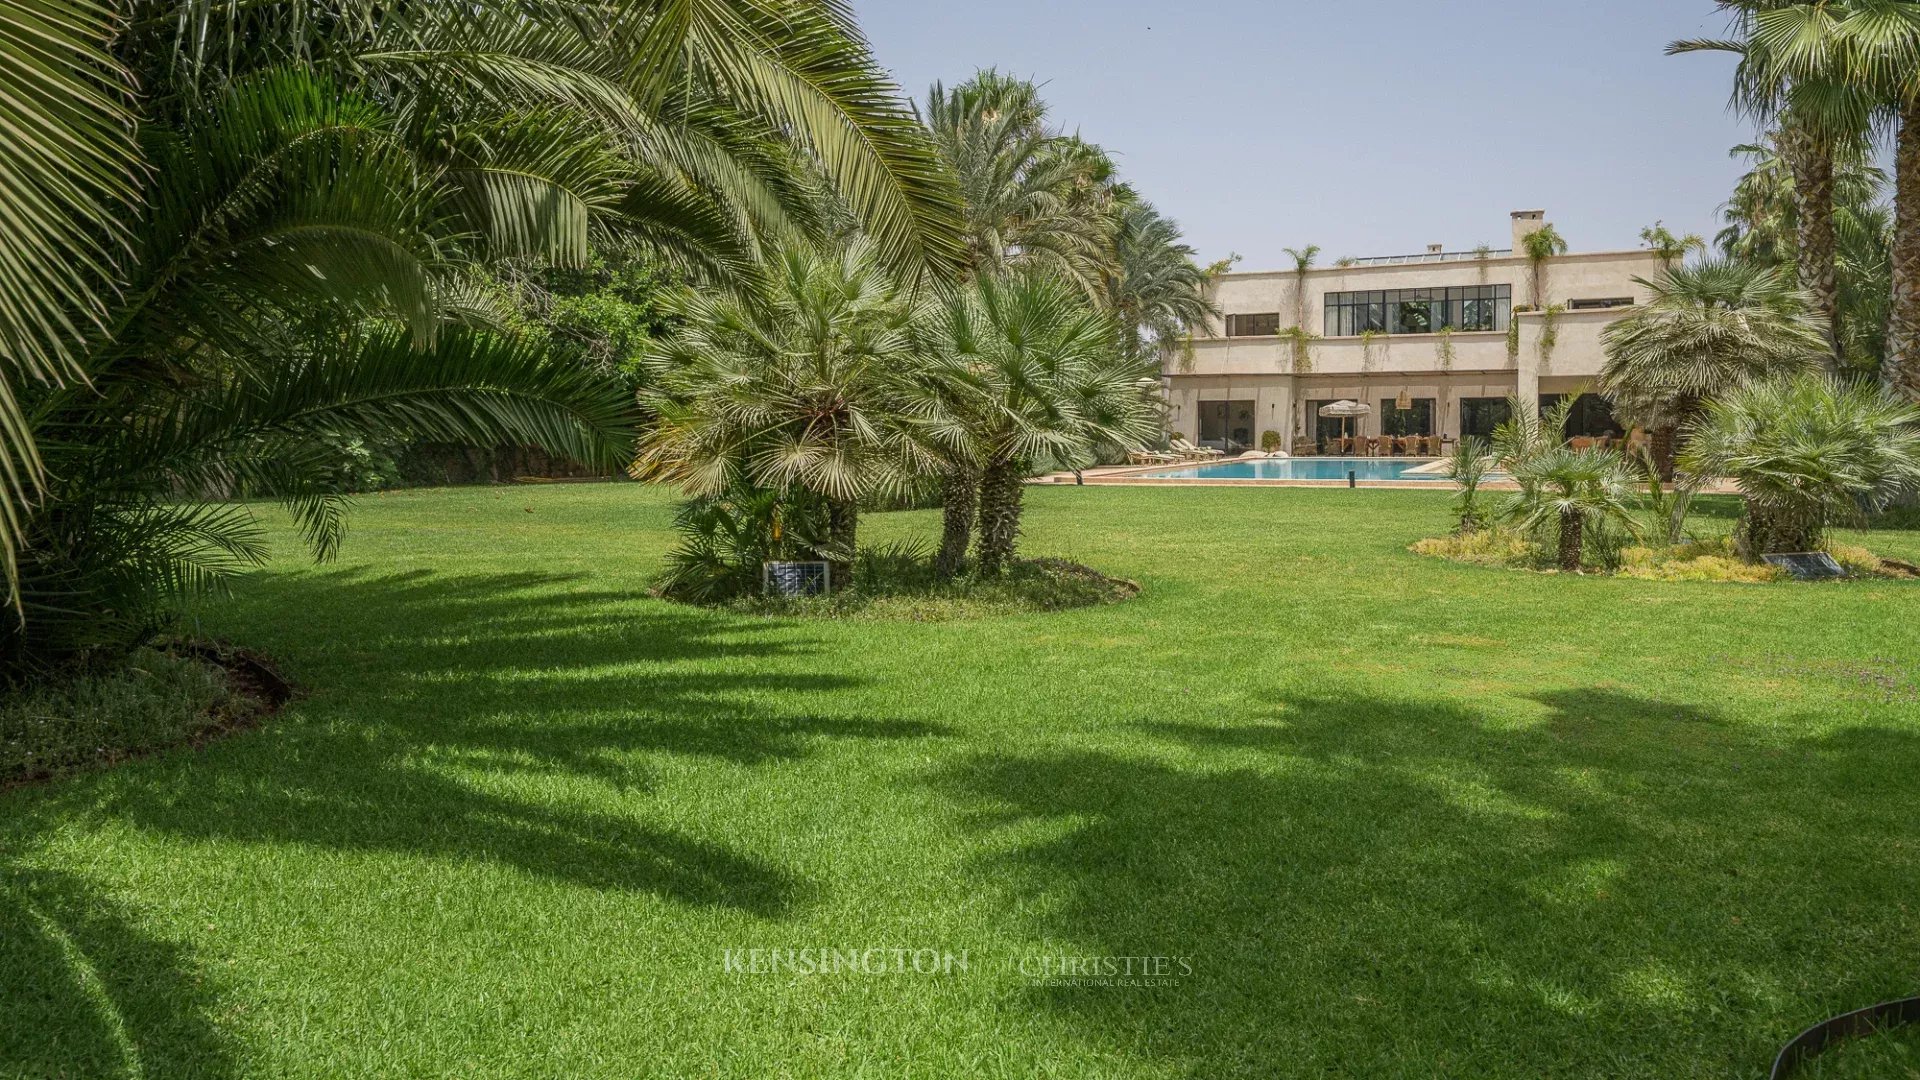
921, 71, 1111, 290
1641, 221, 1707, 269
921, 271, 1156, 575
0, 0, 137, 594
1681, 373, 1920, 554
1521, 223, 1568, 307
116, 0, 967, 283
1599, 259, 1829, 478
1446, 436, 1496, 534
1103, 200, 1219, 369
0, 65, 643, 672
1717, 137, 1894, 370
1817, 0, 1920, 398
1675, 2, 1879, 367
635, 244, 954, 590
1503, 447, 1642, 572
1283, 244, 1322, 329
0, 0, 973, 653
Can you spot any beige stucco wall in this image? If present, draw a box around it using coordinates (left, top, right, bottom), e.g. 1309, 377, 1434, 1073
1167, 241, 1666, 444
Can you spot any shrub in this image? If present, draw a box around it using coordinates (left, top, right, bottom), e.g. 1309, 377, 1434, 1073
1681, 375, 1920, 556
1260, 430, 1284, 453
1411, 528, 1535, 567
1617, 538, 1786, 583
1, 648, 250, 785
656, 489, 830, 604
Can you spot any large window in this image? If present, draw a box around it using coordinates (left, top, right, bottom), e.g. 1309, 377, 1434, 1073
1460, 397, 1512, 441
1380, 398, 1436, 437
1199, 400, 1257, 449
1324, 285, 1510, 337
1540, 393, 1623, 438
1225, 312, 1281, 337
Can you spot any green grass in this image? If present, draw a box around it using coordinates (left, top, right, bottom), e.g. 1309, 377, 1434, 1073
3, 483, 1918, 1079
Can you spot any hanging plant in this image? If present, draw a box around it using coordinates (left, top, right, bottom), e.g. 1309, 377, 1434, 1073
1277, 326, 1317, 375
1538, 304, 1564, 370
1505, 317, 1521, 365
1360, 329, 1382, 372
1436, 326, 1456, 372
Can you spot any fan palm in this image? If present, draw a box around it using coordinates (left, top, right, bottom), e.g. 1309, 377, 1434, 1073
1680, 373, 1920, 554
1599, 259, 1830, 477
635, 243, 958, 589
920, 270, 1156, 575
1502, 447, 1642, 572
1675, 2, 1880, 366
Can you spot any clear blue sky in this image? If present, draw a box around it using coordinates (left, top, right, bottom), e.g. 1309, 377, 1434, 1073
855, 0, 1756, 271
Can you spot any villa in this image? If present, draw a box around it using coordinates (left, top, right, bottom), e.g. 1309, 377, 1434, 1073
1165, 210, 1665, 453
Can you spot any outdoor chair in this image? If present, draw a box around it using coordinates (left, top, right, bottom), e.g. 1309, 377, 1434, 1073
1569, 436, 1595, 451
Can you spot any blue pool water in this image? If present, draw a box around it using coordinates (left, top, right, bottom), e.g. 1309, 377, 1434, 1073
1144, 457, 1447, 482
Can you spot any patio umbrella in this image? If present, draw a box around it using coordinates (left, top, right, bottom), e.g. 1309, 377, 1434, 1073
1318, 399, 1372, 442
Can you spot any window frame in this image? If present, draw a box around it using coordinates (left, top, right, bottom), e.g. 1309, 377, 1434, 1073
1324, 285, 1511, 337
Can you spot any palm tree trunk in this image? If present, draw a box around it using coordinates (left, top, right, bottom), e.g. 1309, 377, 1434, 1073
1778, 119, 1843, 368
1557, 509, 1583, 573
1650, 425, 1678, 483
1741, 499, 1822, 558
973, 458, 1025, 576
935, 466, 976, 578
826, 499, 857, 591
1889, 97, 1920, 400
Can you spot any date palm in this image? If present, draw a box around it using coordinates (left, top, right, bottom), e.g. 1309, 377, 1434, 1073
922, 71, 1111, 291
1283, 244, 1322, 330
2, 68, 639, 670
1816, 0, 1920, 397
1680, 373, 1920, 554
1104, 200, 1218, 370
1600, 259, 1829, 478
2, 0, 969, 663
1675, 2, 1879, 367
1641, 222, 1707, 269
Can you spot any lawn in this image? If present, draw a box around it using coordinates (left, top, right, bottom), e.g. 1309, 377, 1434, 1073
4, 483, 1918, 1079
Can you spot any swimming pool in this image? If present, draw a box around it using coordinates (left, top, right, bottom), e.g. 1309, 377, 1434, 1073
1143, 457, 1449, 482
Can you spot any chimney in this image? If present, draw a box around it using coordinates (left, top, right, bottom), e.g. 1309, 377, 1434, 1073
1511, 209, 1547, 251
1426, 244, 1444, 255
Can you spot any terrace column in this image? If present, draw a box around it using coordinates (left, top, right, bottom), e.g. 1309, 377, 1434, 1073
1516, 315, 1540, 418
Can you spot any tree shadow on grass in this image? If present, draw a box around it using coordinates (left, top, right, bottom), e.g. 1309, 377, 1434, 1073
104, 567, 948, 912
934, 687, 1920, 1078
1, 566, 947, 1075
0, 864, 237, 1079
